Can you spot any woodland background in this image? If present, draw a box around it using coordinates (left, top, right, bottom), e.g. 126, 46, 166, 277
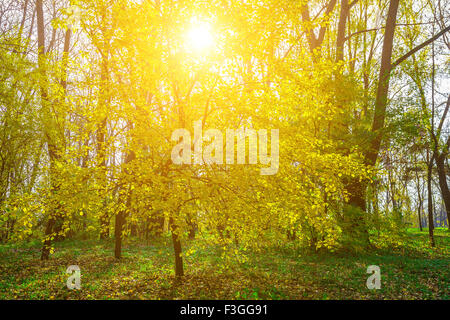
0, 0, 449, 299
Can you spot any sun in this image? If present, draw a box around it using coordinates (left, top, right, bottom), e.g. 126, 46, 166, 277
186, 22, 214, 52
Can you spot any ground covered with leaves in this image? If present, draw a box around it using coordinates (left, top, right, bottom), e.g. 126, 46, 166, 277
0, 228, 448, 300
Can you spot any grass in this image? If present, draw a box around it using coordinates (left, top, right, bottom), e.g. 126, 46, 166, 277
0, 228, 448, 300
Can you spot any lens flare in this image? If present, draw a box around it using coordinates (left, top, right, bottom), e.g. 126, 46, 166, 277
186, 23, 214, 51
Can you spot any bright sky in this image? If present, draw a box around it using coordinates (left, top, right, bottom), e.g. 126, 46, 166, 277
186, 22, 214, 52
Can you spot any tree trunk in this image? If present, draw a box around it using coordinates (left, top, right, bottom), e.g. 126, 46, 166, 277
342, 1, 399, 235
366, 0, 400, 167
339, 0, 399, 245
344, 178, 371, 246
418, 190, 423, 231
41, 217, 56, 260
435, 151, 450, 229
336, 0, 349, 62
130, 223, 138, 237
415, 168, 423, 231
170, 217, 184, 278
301, 0, 337, 55
114, 210, 125, 259
18, 0, 29, 40
426, 151, 435, 247
114, 150, 135, 259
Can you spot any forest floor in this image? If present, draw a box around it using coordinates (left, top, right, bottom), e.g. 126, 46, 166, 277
0, 228, 448, 300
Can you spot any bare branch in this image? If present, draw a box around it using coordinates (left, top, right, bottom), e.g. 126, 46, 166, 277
392, 25, 450, 69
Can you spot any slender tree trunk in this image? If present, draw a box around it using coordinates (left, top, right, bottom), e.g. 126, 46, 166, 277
187, 213, 197, 240
114, 210, 125, 259
170, 217, 184, 278
130, 223, 138, 237
426, 151, 435, 247
336, 0, 349, 62
114, 150, 135, 259
374, 183, 380, 235
18, 0, 29, 40
98, 116, 109, 239
415, 172, 423, 231
418, 197, 423, 231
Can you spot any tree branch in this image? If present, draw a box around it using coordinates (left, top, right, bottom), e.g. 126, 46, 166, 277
437, 95, 450, 138
391, 25, 450, 69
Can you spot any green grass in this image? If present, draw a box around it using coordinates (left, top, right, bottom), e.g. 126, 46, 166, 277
0, 228, 448, 300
